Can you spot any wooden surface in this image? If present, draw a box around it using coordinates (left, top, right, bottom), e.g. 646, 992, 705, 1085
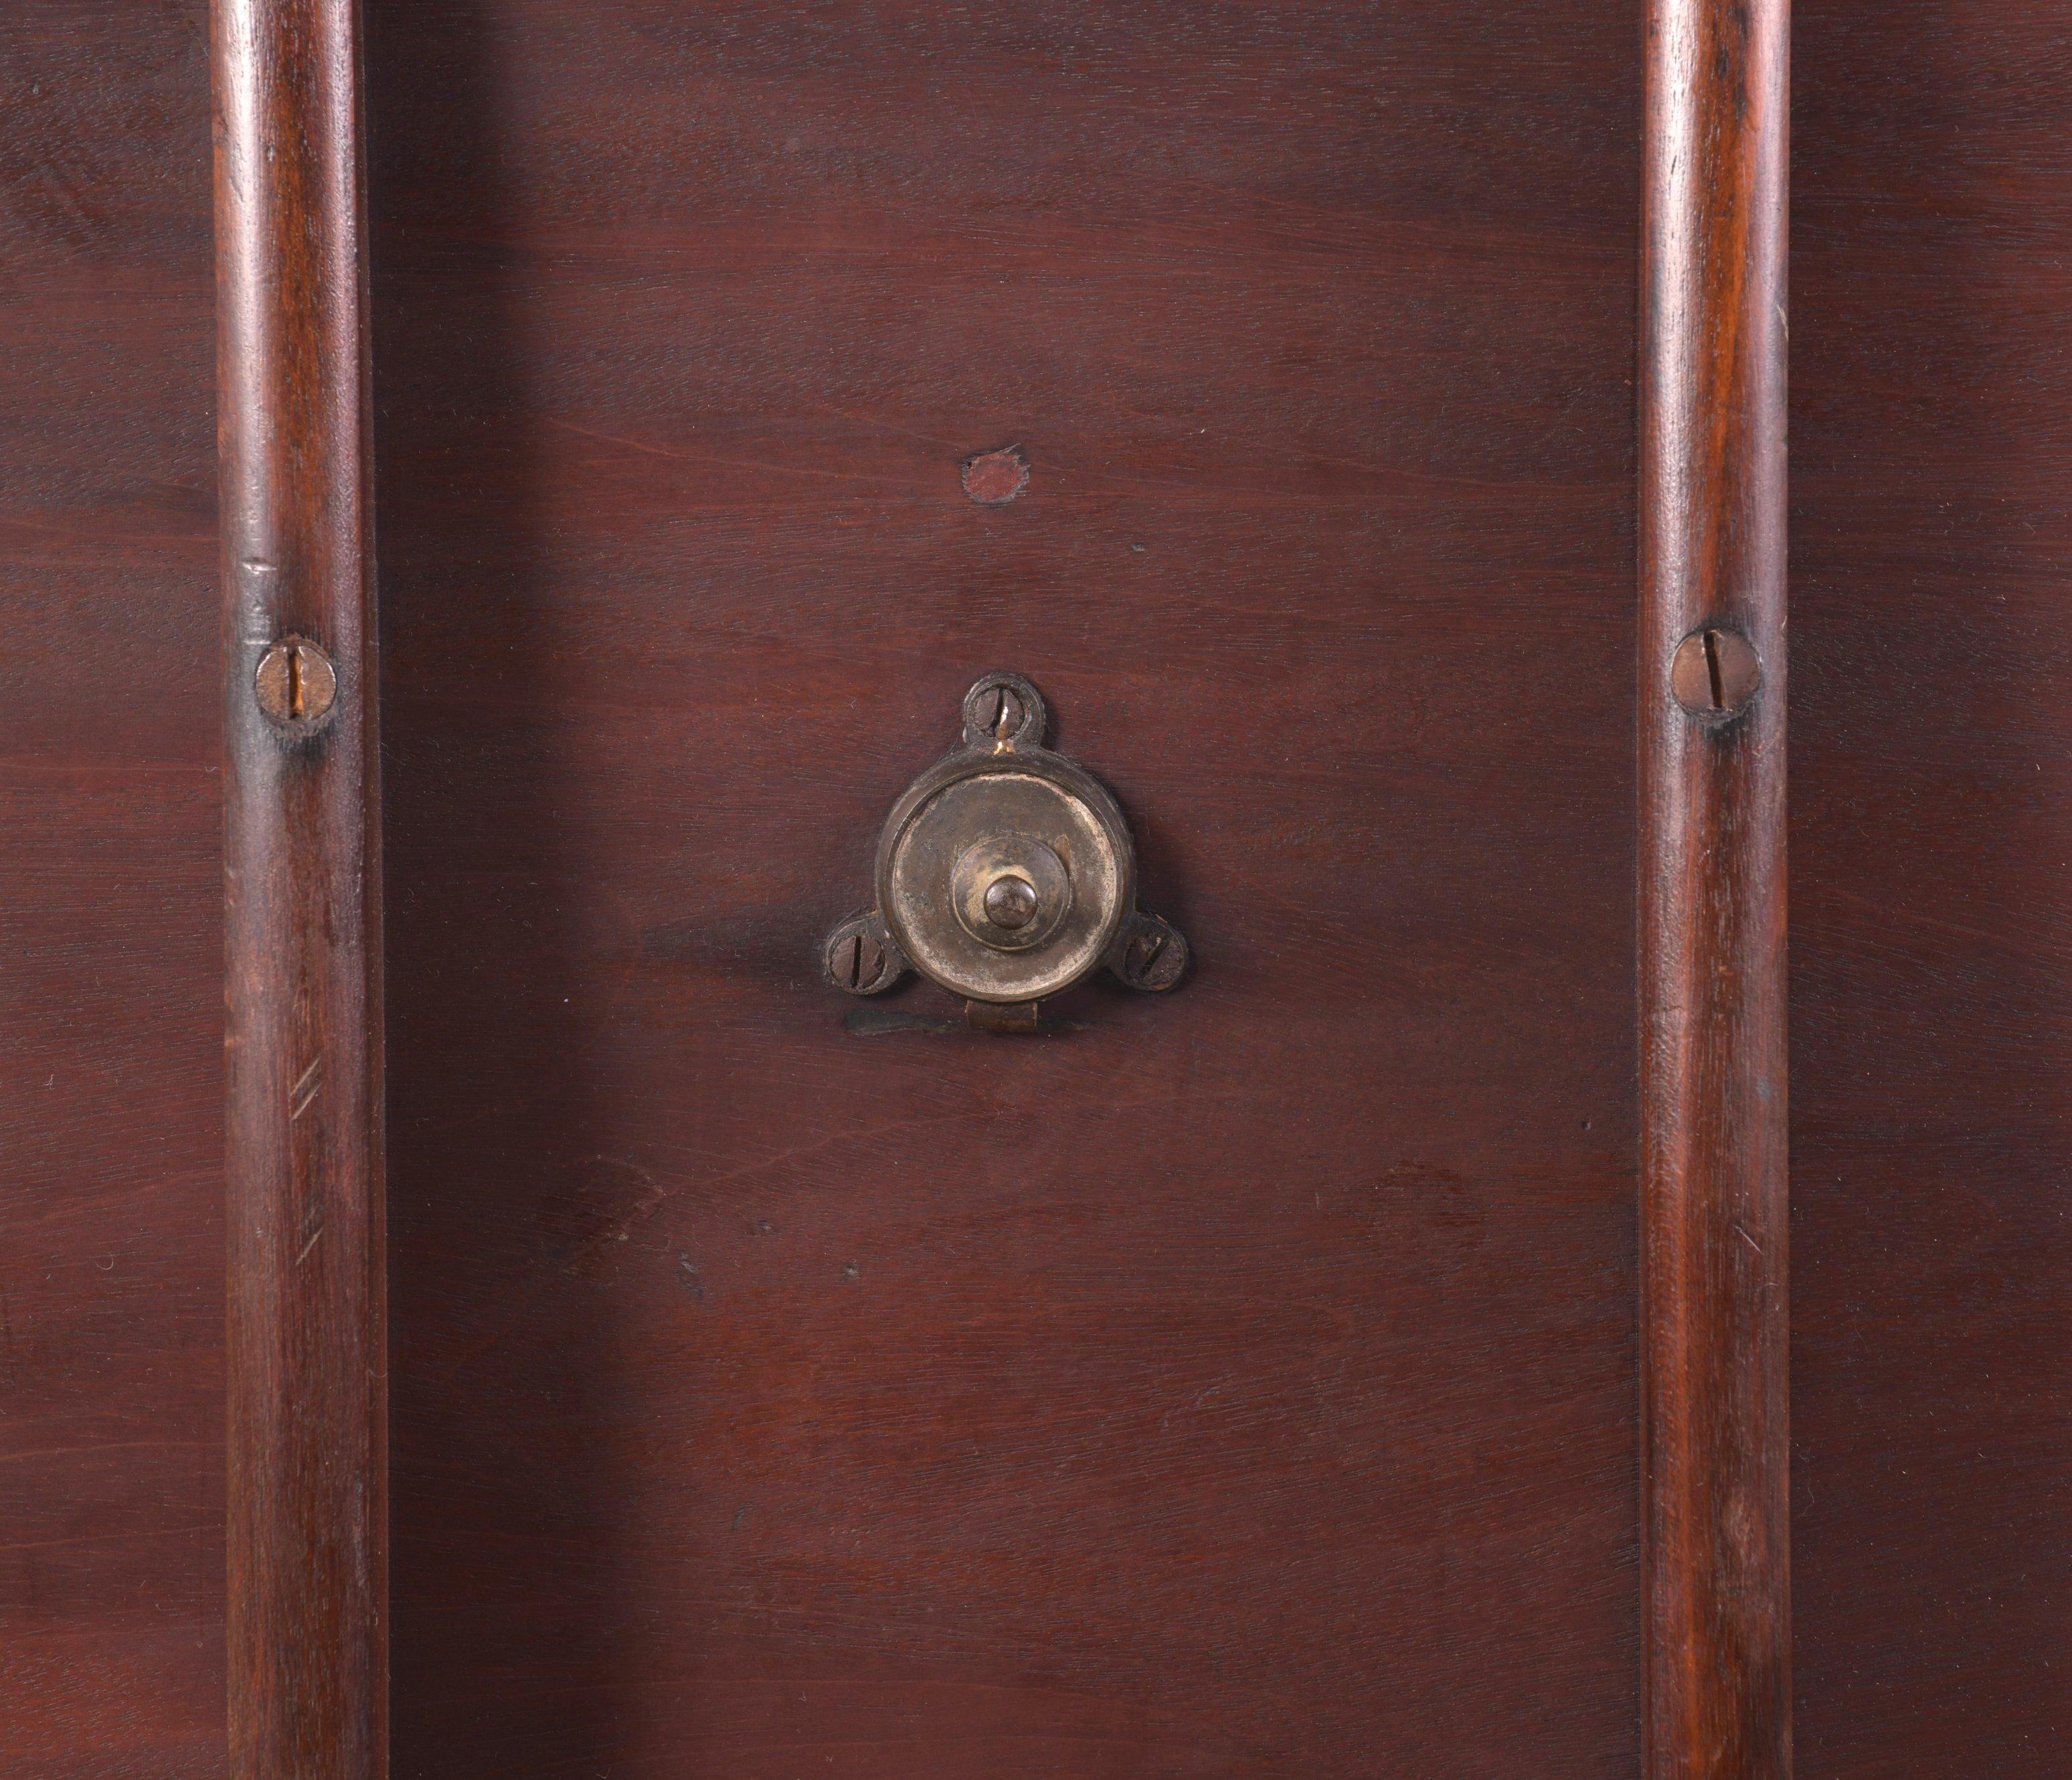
0, 5, 227, 1777
1639, 1, 1793, 1777
7, 7, 2067, 1778
363, 2, 1642, 1775
1792, 3, 2072, 1773
214, 1, 385, 1777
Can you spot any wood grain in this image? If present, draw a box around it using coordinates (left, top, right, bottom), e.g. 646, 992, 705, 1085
213, 2, 385, 1777
1791, 2, 2072, 1773
1640, 1, 1792, 1775
0, 5, 226, 1777
365, 3, 1641, 1775
17, 4, 2072, 1775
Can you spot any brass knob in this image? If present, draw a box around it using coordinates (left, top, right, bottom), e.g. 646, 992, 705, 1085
982, 874, 1039, 931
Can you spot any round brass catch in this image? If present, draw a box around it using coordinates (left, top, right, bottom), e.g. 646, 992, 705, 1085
823, 673, 1187, 1024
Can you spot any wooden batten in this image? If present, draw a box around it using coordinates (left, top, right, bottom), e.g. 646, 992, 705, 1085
1640, 1, 1792, 1776
213, 1, 386, 1776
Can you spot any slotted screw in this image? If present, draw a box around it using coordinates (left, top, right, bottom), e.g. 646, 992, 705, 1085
254, 638, 337, 729
1670, 626, 1760, 721
841, 930, 886, 991
976, 684, 1025, 741
825, 918, 898, 995
1118, 920, 1187, 992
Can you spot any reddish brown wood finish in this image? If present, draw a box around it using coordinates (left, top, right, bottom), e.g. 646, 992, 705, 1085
21, 6, 2072, 1778
1792, 3, 2072, 1772
213, 2, 385, 1777
365, 5, 1640, 1775
1640, 1, 1791, 1776
0, 8, 226, 1777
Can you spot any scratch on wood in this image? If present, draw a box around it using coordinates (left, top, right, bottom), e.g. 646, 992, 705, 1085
289, 1053, 323, 1122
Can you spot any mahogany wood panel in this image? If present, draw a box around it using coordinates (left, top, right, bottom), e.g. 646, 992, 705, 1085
1639, 2, 1792, 1777
0, 5, 226, 1777
1792, 3, 2072, 1773
365, 4, 1640, 1777
213, 1, 385, 1777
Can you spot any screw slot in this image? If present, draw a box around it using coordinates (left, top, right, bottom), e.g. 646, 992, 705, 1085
1670, 626, 1759, 721
960, 673, 1046, 749
824, 914, 903, 997
845, 932, 883, 990
979, 686, 1025, 742
254, 638, 338, 733
1115, 917, 1188, 992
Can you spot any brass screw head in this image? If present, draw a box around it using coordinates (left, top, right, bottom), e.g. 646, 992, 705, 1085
976, 685, 1025, 741
837, 929, 887, 991
1118, 919, 1188, 992
254, 638, 338, 731
959, 673, 1045, 749
824, 915, 899, 995
1670, 626, 1760, 721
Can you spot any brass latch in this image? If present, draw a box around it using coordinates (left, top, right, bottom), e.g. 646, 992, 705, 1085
823, 673, 1187, 1030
